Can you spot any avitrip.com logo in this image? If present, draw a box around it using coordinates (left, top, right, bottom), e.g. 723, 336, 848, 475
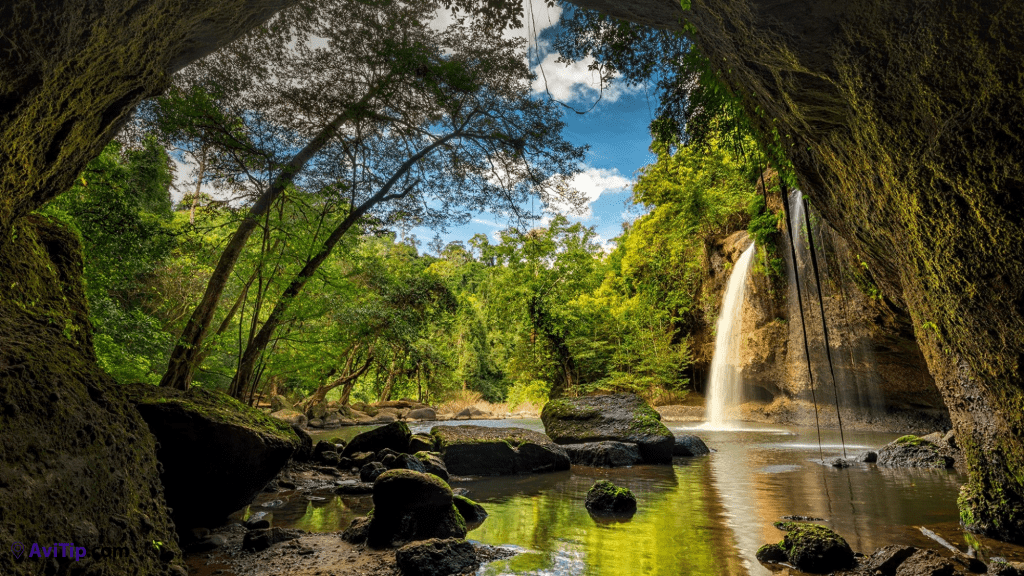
10, 540, 130, 562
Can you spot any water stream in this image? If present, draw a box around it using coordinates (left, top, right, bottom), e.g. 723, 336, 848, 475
705, 242, 756, 427
245, 420, 1024, 575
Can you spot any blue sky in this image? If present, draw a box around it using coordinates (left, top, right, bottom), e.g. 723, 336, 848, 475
410, 2, 659, 252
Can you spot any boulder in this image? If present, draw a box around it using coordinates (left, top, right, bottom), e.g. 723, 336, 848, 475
762, 522, 855, 573
563, 441, 641, 467
876, 436, 954, 468
352, 402, 379, 416
324, 412, 342, 427
893, 549, 957, 576
307, 402, 328, 420
395, 538, 478, 576
308, 418, 324, 428
378, 407, 402, 421
453, 495, 487, 525
342, 421, 412, 457
541, 394, 675, 464
856, 450, 878, 463
455, 406, 490, 419
270, 395, 292, 412
129, 385, 300, 533
349, 451, 377, 467
361, 462, 387, 483
414, 451, 450, 481
755, 543, 788, 564
408, 407, 438, 421
291, 424, 313, 462
367, 470, 467, 547
585, 480, 637, 514
673, 435, 711, 457
858, 545, 919, 576
384, 453, 427, 473
241, 527, 302, 552
313, 440, 338, 459
409, 433, 435, 453
270, 409, 308, 429
342, 517, 371, 543
431, 425, 570, 476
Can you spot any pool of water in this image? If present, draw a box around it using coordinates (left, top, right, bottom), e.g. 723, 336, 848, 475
246, 419, 1024, 575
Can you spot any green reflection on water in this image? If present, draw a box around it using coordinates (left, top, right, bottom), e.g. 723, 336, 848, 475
472, 463, 744, 576
291, 496, 355, 533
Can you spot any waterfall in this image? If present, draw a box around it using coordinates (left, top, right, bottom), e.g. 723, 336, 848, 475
786, 190, 885, 419
705, 242, 756, 427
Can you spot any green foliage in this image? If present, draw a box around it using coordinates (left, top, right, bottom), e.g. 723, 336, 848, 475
43, 138, 177, 384
747, 195, 783, 281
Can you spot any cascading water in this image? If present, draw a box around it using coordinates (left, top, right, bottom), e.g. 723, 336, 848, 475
705, 242, 756, 427
786, 190, 885, 419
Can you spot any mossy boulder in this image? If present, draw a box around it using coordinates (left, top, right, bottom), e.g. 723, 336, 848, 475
541, 394, 675, 463
877, 435, 954, 469
367, 470, 467, 547
761, 522, 854, 573
453, 494, 488, 525
415, 451, 450, 481
584, 480, 637, 514
342, 421, 412, 457
128, 383, 300, 534
409, 433, 436, 453
431, 425, 570, 476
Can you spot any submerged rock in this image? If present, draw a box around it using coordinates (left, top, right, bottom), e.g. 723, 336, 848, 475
541, 394, 675, 464
383, 452, 427, 473
395, 538, 478, 576
563, 441, 642, 467
367, 470, 467, 547
431, 425, 570, 475
343, 421, 412, 457
585, 480, 637, 514
673, 434, 711, 457
876, 436, 954, 469
129, 385, 299, 533
760, 522, 855, 573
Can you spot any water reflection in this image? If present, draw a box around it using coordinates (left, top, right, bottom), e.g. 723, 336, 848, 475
266, 419, 1024, 575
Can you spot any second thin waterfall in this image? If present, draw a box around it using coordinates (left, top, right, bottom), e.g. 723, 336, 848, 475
705, 242, 756, 428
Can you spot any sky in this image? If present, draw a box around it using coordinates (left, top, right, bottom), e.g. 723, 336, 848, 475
169, 0, 659, 254
409, 0, 659, 252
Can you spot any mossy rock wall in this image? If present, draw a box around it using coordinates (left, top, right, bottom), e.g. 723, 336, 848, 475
0, 0, 298, 242
564, 0, 1024, 542
0, 216, 181, 575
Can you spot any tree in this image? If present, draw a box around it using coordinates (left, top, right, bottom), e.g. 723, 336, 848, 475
155, 0, 585, 391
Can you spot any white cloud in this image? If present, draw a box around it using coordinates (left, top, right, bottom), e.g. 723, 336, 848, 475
472, 218, 502, 228
543, 166, 631, 219
531, 52, 642, 105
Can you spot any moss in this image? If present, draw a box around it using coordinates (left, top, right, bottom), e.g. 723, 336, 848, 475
895, 435, 931, 447
628, 403, 671, 437
0, 217, 181, 575
129, 383, 298, 443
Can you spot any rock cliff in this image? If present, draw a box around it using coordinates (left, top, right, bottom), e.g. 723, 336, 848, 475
563, 0, 1024, 542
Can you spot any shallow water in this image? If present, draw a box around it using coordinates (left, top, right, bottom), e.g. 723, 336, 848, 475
250, 419, 1024, 575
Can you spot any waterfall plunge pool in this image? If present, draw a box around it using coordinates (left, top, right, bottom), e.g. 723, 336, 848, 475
240, 419, 1024, 575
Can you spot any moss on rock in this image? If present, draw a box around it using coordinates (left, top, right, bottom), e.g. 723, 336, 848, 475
0, 216, 181, 575
584, 480, 638, 514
